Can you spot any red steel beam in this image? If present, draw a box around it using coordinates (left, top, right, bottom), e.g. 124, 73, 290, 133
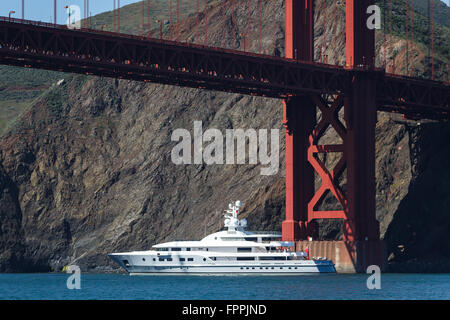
346, 0, 375, 67
196, 0, 199, 42
169, 0, 173, 40
142, 0, 145, 37
221, 0, 225, 48
0, 17, 349, 97
431, 0, 434, 80
247, 0, 251, 52
410, 0, 414, 76
147, 0, 151, 38
272, 0, 276, 55
333, 0, 337, 65
232, 0, 235, 50
0, 17, 448, 119
177, 0, 180, 39
320, 0, 326, 62
258, 0, 261, 53
303, 0, 380, 242
390, 0, 394, 73
204, 0, 207, 46
282, 0, 315, 242
344, 0, 379, 241
54, 0, 57, 25
285, 0, 313, 62
406, 0, 409, 76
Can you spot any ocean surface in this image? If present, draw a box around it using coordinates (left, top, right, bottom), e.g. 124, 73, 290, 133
0, 273, 449, 300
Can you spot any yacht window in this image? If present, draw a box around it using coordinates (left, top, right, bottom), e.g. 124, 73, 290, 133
158, 258, 165, 261
222, 237, 244, 241
245, 237, 257, 241
156, 248, 169, 251
153, 258, 156, 261
122, 260, 130, 266
203, 258, 206, 261
167, 258, 173, 262
186, 248, 191, 251
179, 258, 185, 262
187, 258, 194, 261
237, 248, 252, 252
236, 257, 255, 261
142, 258, 146, 261
260, 257, 286, 261
171, 248, 181, 251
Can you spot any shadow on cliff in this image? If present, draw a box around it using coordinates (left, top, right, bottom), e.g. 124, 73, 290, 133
384, 120, 450, 272
0, 164, 51, 272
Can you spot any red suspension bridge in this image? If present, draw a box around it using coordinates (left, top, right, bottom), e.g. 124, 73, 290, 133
1, 0, 450, 271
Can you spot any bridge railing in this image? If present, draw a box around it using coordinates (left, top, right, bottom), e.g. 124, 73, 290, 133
0, 15, 354, 74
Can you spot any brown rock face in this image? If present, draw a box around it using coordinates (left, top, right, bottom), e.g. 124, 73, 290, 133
0, 76, 288, 272
0, 165, 26, 272
0, 0, 449, 272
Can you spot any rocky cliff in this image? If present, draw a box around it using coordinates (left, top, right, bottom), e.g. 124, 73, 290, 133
0, 0, 449, 272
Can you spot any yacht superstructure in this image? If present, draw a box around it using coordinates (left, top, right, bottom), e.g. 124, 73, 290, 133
108, 201, 335, 274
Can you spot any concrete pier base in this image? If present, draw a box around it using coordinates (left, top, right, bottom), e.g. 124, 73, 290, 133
295, 240, 387, 273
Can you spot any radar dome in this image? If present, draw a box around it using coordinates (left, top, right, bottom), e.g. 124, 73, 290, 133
235, 200, 242, 207
240, 219, 247, 227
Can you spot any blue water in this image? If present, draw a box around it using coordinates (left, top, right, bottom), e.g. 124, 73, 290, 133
0, 273, 449, 300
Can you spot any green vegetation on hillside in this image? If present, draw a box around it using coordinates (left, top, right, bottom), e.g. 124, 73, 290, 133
0, 66, 67, 136
87, 0, 221, 37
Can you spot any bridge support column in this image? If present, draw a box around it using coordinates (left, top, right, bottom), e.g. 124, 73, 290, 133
282, 0, 315, 241
344, 1, 381, 266
344, 72, 380, 243
342, 0, 383, 271
282, 97, 315, 241
283, 0, 385, 272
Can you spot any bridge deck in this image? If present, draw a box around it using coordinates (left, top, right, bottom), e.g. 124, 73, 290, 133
0, 17, 449, 120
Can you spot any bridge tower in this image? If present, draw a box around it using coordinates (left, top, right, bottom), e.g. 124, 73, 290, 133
282, 0, 385, 272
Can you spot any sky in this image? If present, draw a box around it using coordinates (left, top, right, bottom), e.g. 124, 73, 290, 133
0, 0, 143, 24
0, 0, 449, 24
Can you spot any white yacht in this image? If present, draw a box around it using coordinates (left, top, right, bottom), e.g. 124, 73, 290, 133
108, 201, 335, 275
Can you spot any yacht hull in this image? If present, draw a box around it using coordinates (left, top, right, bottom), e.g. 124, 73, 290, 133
108, 201, 337, 275
109, 254, 336, 274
